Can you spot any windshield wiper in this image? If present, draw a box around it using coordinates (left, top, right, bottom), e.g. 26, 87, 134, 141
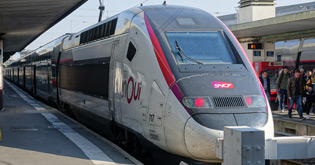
175, 40, 203, 65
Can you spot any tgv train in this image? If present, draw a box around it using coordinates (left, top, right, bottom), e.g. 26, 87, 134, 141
4, 5, 274, 163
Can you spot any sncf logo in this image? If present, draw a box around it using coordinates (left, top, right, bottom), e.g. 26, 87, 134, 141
212, 81, 234, 89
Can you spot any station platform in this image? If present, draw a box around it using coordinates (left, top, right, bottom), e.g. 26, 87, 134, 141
272, 110, 315, 136
0, 80, 142, 165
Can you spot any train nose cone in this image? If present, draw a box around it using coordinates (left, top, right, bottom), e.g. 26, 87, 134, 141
184, 116, 223, 161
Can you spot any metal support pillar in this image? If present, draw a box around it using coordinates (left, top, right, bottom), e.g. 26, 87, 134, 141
0, 40, 3, 111
98, 0, 105, 22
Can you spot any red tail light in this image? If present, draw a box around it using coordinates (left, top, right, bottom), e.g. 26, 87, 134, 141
195, 98, 204, 107
245, 97, 252, 106
182, 97, 211, 108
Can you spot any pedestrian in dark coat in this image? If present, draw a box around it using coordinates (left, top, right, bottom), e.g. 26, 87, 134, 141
276, 66, 290, 112
287, 71, 305, 120
260, 71, 271, 101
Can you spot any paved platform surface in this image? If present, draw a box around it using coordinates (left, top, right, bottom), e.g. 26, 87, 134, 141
272, 108, 315, 136
273, 109, 315, 124
0, 80, 142, 165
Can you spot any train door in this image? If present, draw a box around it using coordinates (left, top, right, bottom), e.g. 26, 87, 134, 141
147, 81, 165, 127
109, 38, 124, 123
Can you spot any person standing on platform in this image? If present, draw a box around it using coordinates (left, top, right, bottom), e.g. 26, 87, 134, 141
300, 69, 306, 84
301, 70, 311, 113
260, 71, 271, 101
306, 71, 312, 81
287, 71, 305, 120
276, 66, 290, 112
305, 73, 315, 120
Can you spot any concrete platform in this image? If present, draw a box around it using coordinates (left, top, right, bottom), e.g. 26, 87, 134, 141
273, 110, 315, 136
0, 80, 142, 165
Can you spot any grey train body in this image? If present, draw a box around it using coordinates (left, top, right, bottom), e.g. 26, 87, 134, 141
4, 5, 274, 163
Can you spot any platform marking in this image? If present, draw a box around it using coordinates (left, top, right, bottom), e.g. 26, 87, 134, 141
5, 80, 119, 165
0, 128, 2, 142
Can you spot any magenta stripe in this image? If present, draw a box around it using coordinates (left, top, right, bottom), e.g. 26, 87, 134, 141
171, 83, 192, 115
59, 59, 73, 63
144, 13, 190, 116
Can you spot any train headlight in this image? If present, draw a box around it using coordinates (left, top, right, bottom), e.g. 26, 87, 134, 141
182, 97, 212, 108
244, 95, 266, 107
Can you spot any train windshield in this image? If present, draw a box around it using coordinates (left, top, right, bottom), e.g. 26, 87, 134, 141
166, 31, 236, 64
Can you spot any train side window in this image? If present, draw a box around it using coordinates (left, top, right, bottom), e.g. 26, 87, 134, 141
126, 42, 136, 62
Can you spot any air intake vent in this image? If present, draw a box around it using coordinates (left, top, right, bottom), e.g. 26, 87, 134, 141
80, 18, 117, 45
212, 96, 245, 108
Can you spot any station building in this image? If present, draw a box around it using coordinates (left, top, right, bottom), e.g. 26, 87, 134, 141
218, 0, 315, 72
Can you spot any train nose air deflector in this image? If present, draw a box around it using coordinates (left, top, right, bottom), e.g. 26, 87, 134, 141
193, 113, 268, 131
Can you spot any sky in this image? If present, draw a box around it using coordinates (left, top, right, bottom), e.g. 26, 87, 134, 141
24, 0, 315, 51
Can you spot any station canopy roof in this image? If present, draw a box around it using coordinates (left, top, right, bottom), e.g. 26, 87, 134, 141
0, 0, 87, 62
229, 10, 315, 43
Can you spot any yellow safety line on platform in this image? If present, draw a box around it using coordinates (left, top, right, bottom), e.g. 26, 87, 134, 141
0, 128, 2, 141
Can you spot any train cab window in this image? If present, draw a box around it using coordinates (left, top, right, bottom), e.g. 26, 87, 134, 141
126, 42, 136, 62
166, 31, 236, 64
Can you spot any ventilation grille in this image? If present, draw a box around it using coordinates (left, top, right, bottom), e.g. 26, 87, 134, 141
80, 18, 117, 45
212, 96, 245, 108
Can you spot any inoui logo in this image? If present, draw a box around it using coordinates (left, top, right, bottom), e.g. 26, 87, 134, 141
126, 76, 142, 104
212, 81, 234, 89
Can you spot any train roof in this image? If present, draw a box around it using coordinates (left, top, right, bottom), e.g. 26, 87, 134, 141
139, 5, 223, 31
74, 5, 217, 36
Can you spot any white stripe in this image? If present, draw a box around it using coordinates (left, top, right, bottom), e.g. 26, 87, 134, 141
34, 107, 46, 111
64, 133, 116, 165
5, 80, 116, 165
